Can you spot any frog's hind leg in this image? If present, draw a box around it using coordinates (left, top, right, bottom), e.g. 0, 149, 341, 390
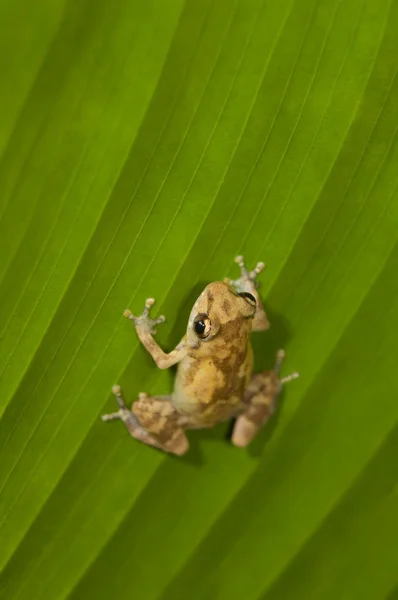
101, 386, 163, 451
232, 350, 299, 448
101, 385, 189, 456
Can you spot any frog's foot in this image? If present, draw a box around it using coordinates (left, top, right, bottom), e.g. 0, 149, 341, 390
102, 386, 167, 451
132, 393, 189, 456
226, 256, 269, 331
101, 385, 130, 422
232, 350, 298, 447
229, 255, 266, 291
102, 386, 189, 456
123, 298, 165, 335
273, 349, 300, 384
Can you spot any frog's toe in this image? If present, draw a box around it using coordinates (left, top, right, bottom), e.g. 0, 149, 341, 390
249, 261, 265, 280
234, 255, 248, 275
123, 308, 135, 320
101, 385, 128, 422
101, 411, 121, 422
152, 314, 166, 325
111, 384, 128, 410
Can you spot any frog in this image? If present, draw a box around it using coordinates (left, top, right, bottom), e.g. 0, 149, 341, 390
101, 256, 298, 455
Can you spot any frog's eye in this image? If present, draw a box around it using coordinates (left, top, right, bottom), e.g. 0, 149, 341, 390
193, 313, 211, 339
239, 292, 256, 308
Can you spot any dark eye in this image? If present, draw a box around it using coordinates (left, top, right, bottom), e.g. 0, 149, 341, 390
193, 313, 211, 338
195, 320, 205, 335
239, 292, 256, 307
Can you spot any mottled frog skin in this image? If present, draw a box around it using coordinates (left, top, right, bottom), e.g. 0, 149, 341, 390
102, 256, 298, 455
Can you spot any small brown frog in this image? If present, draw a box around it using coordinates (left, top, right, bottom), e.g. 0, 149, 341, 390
102, 256, 298, 455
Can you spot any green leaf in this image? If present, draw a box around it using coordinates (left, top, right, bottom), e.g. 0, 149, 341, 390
0, 0, 397, 598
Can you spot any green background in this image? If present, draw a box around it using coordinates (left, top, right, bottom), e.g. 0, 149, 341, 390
0, 0, 397, 598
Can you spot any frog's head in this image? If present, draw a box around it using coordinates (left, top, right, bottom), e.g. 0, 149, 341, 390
186, 281, 255, 352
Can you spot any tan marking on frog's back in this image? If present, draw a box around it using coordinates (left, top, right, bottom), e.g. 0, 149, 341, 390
173, 341, 253, 426
222, 298, 231, 316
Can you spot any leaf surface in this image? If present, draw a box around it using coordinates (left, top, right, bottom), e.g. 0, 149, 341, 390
0, 0, 397, 598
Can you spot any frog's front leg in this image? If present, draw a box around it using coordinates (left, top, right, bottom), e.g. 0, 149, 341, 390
124, 298, 186, 369
226, 255, 269, 331
232, 350, 299, 447
101, 386, 189, 455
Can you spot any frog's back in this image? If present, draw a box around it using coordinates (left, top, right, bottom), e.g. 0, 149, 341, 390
173, 343, 253, 427
172, 279, 257, 427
